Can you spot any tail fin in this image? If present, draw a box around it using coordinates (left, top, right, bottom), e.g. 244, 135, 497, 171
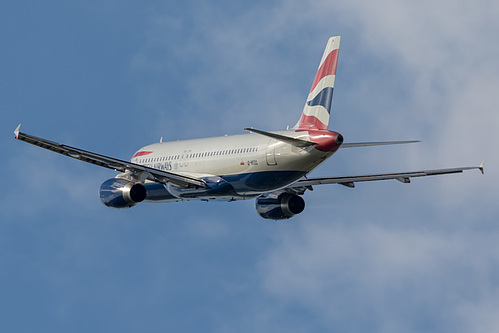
293, 36, 341, 131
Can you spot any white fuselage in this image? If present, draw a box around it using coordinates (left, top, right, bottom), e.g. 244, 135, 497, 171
129, 130, 340, 201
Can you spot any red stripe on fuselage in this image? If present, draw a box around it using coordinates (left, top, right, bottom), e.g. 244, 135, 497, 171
310, 49, 339, 93
132, 151, 153, 158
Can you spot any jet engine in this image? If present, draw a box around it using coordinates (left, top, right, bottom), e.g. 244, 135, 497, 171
255, 191, 305, 220
99, 178, 147, 208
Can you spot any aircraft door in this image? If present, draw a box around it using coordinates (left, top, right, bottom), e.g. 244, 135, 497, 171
179, 149, 191, 168
266, 139, 277, 166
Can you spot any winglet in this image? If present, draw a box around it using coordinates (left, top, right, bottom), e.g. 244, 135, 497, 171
14, 124, 21, 139
479, 160, 485, 175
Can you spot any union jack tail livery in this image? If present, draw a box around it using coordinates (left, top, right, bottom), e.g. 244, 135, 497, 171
294, 36, 341, 131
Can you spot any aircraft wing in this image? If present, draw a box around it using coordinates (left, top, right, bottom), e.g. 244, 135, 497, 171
291, 163, 485, 189
13, 125, 205, 188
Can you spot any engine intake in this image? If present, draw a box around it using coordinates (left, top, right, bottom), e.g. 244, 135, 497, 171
99, 178, 147, 208
255, 192, 305, 220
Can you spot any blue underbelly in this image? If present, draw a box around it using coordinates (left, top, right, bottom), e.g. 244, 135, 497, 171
220, 170, 306, 193
144, 170, 306, 202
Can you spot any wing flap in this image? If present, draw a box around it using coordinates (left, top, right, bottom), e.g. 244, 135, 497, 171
14, 125, 205, 188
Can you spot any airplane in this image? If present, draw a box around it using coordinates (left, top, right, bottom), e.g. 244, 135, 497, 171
14, 36, 484, 220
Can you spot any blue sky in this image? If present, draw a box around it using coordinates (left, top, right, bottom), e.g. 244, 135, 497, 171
2, 0, 498, 332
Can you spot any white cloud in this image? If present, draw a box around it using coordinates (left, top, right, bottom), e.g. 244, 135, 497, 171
260, 221, 499, 332
457, 294, 499, 333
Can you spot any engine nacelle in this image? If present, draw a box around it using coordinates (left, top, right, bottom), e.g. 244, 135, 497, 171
99, 178, 147, 208
255, 192, 305, 220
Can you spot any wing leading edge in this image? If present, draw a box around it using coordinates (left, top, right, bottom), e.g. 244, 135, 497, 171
14, 125, 205, 188
291, 162, 485, 189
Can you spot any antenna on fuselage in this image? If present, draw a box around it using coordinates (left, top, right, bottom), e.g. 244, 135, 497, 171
160, 137, 163, 143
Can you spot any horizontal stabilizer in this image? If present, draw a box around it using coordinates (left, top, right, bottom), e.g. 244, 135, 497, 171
341, 140, 420, 148
243, 128, 315, 147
